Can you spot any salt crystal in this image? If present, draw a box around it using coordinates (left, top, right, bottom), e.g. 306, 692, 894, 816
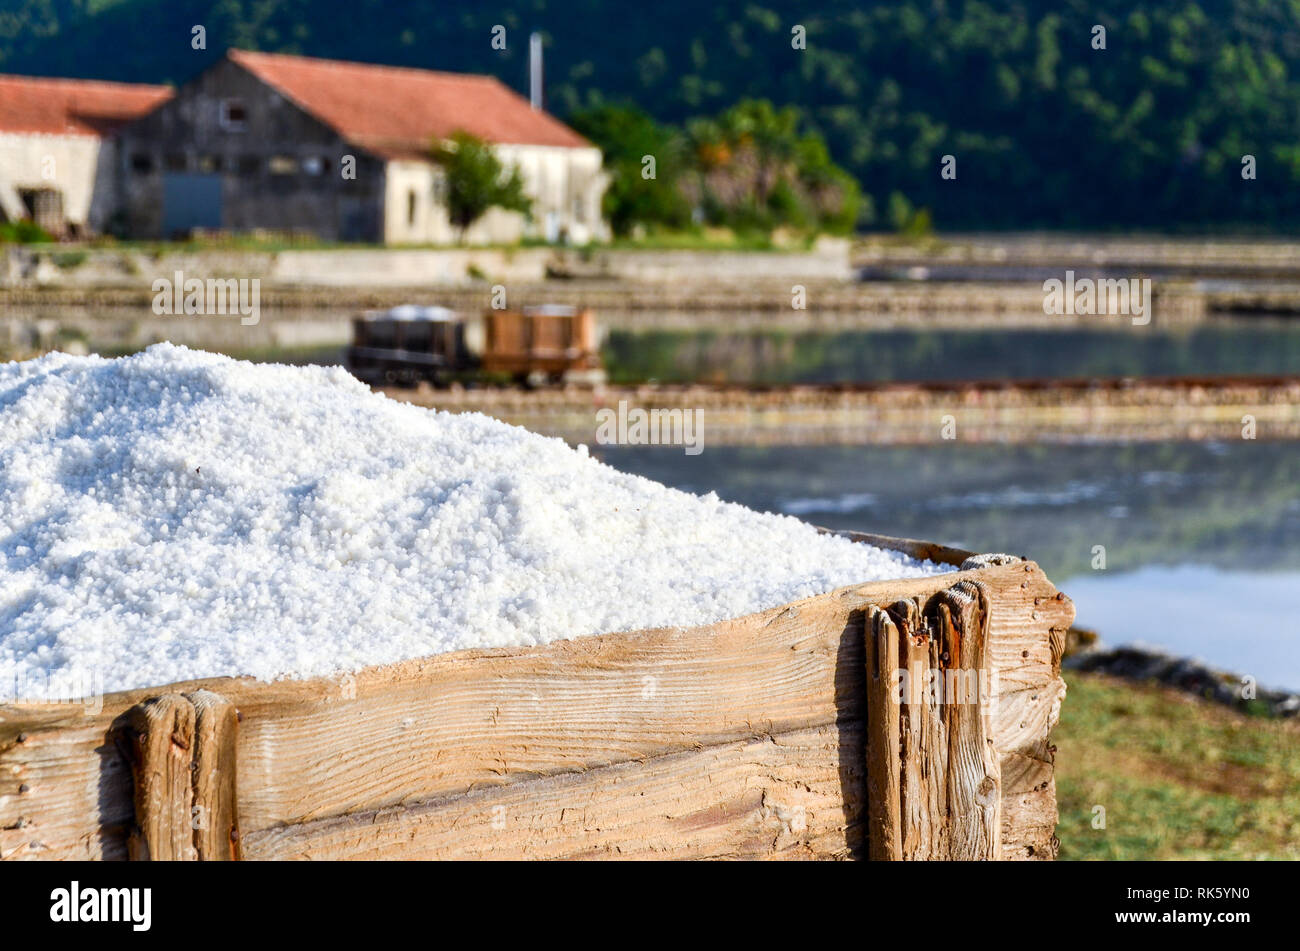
0, 344, 946, 698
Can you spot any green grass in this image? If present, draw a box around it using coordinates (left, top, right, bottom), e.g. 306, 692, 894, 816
1053, 670, 1300, 860
52, 250, 89, 270
596, 230, 789, 251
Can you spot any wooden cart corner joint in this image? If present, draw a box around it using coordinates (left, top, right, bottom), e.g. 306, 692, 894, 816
864, 579, 1002, 860
117, 690, 241, 861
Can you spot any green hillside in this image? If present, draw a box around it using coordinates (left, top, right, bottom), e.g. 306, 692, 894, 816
5, 1, 1300, 230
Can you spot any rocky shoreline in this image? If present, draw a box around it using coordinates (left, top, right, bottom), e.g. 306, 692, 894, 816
1065, 642, 1300, 718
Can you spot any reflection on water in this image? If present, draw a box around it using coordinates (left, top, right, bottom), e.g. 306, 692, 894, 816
596, 440, 1300, 689
25, 309, 1300, 386
1062, 566, 1300, 690
605, 324, 1300, 383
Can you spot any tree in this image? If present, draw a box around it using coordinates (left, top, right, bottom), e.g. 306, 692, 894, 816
35, 0, 1300, 231
685, 99, 865, 234
792, 133, 867, 234
575, 98, 864, 237
569, 104, 690, 236
713, 99, 800, 205
432, 131, 532, 240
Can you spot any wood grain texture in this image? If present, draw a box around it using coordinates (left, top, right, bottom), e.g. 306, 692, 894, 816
864, 605, 901, 860
0, 710, 134, 860
242, 724, 864, 860
122, 695, 196, 861
186, 691, 241, 861
932, 582, 1001, 860
900, 595, 947, 858
0, 532, 1074, 861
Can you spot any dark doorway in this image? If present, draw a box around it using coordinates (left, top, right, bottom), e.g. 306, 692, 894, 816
162, 173, 222, 238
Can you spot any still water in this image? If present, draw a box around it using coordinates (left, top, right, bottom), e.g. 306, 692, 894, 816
604, 323, 1300, 383
25, 309, 1300, 384
596, 440, 1300, 690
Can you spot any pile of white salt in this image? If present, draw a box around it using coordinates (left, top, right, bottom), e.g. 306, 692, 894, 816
0, 345, 945, 698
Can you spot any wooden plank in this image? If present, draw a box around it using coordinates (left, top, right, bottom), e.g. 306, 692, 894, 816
0, 712, 134, 860
186, 691, 241, 861
865, 581, 1005, 860
0, 539, 1073, 861
821, 528, 972, 568
864, 605, 901, 860
988, 562, 1071, 861
932, 581, 1001, 860
241, 724, 864, 860
898, 595, 948, 858
120, 695, 196, 861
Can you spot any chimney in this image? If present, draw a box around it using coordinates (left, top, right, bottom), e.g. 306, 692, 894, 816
529, 32, 543, 111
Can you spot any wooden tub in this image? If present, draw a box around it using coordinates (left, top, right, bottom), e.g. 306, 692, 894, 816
0, 532, 1073, 861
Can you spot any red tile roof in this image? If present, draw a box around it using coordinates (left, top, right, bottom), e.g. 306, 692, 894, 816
0, 75, 171, 137
228, 49, 590, 156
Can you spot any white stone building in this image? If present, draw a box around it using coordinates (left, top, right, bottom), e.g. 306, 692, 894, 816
114, 50, 609, 245
0, 75, 171, 237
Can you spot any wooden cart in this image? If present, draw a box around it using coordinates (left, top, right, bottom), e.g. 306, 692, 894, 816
481, 306, 601, 383
0, 532, 1072, 861
344, 306, 469, 386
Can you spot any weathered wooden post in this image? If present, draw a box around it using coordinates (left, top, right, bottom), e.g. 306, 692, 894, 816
121, 691, 240, 860
187, 690, 241, 860
866, 580, 1003, 860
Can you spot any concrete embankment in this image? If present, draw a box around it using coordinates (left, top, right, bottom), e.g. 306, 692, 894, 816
0, 243, 852, 290
856, 233, 1300, 278
0, 240, 1042, 322
0, 280, 1225, 334
384, 377, 1300, 446
0, 242, 1268, 326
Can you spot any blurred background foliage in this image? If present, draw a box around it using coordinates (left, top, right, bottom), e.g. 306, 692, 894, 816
569, 100, 864, 236
5, 0, 1300, 230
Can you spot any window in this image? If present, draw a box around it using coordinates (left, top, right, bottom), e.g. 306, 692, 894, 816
196, 155, 219, 174
130, 154, 154, 174
572, 195, 585, 224
302, 156, 326, 176
237, 155, 260, 176
407, 190, 418, 226
165, 153, 188, 172
267, 155, 298, 175
220, 99, 247, 132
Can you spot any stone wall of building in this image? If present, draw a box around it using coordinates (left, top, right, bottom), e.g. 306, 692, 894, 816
0, 131, 111, 234
115, 58, 387, 241
380, 145, 607, 246
113, 58, 609, 246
